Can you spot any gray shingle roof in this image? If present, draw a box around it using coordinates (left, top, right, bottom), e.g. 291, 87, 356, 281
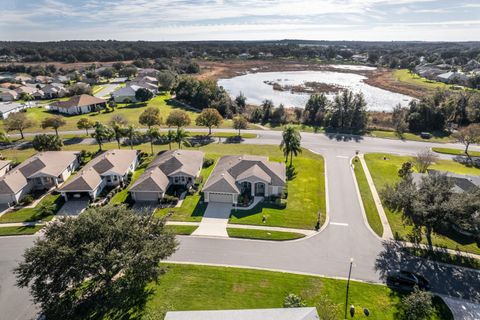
203, 155, 286, 193
0, 151, 79, 194
60, 149, 137, 192
165, 308, 319, 320
129, 150, 203, 193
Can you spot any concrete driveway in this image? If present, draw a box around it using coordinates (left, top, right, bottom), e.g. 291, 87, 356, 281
94, 83, 121, 98
192, 202, 232, 237
56, 199, 89, 216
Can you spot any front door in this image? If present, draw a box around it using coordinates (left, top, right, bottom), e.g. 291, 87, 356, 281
254, 182, 265, 196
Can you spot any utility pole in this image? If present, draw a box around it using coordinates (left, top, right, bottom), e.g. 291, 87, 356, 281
344, 258, 354, 319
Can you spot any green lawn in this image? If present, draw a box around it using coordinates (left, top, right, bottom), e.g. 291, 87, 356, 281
432, 147, 480, 157
369, 130, 453, 143
394, 69, 454, 92
227, 228, 305, 241
230, 149, 326, 230
0, 225, 43, 236
1, 93, 241, 134
353, 157, 383, 237
109, 158, 150, 205
0, 193, 63, 223
155, 144, 326, 230
139, 264, 451, 320
364, 153, 480, 254
165, 225, 198, 235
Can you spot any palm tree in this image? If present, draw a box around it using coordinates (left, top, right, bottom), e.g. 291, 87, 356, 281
280, 125, 302, 167
146, 127, 161, 155
123, 125, 137, 150
174, 128, 190, 149
166, 129, 175, 150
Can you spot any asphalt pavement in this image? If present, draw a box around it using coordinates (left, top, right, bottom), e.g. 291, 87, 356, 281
1, 129, 479, 319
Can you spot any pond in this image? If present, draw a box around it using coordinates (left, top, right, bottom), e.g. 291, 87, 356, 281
218, 69, 413, 111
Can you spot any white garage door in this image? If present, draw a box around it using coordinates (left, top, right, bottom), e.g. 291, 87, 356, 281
208, 192, 233, 203
134, 192, 159, 202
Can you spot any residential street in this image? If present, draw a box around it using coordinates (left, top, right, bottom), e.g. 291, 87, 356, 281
0, 130, 479, 320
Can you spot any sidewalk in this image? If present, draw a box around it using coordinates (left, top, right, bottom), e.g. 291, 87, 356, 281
358, 154, 394, 239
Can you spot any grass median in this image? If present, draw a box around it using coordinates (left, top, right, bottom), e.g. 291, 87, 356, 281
0, 225, 43, 236
165, 225, 198, 235
227, 228, 305, 241
139, 263, 452, 320
432, 147, 480, 157
364, 153, 480, 254
352, 157, 383, 237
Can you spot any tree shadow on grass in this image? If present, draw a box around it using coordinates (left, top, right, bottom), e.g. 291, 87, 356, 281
375, 240, 480, 302
120, 102, 148, 109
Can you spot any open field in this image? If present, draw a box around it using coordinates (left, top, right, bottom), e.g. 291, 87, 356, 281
138, 264, 452, 320
364, 153, 480, 254
226, 228, 305, 240
353, 157, 383, 237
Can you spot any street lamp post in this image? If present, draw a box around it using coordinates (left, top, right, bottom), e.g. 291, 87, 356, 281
344, 258, 354, 319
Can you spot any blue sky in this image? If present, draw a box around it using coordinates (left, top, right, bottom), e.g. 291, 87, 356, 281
1, 0, 480, 41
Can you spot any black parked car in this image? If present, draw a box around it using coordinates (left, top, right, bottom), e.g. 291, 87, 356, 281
386, 270, 430, 292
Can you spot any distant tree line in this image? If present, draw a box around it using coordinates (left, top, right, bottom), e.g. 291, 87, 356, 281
1, 40, 479, 68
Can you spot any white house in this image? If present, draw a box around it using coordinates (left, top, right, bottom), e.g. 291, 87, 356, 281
49, 94, 107, 115
0, 151, 80, 206
0, 101, 34, 119
59, 149, 138, 201
111, 85, 144, 103
165, 308, 320, 320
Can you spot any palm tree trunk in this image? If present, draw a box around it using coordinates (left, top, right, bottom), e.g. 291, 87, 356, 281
290, 152, 293, 167
98, 141, 102, 151
168, 142, 172, 150
116, 139, 121, 149
55, 128, 59, 136
150, 140, 154, 155
85, 129, 89, 136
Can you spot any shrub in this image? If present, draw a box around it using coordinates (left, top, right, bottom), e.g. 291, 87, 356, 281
194, 175, 203, 186
160, 195, 179, 205
283, 293, 306, 308
202, 158, 214, 168
275, 198, 287, 208
20, 195, 34, 206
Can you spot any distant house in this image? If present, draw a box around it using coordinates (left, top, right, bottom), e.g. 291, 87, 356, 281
0, 101, 33, 119
111, 85, 143, 103
0, 160, 11, 178
59, 150, 138, 201
14, 75, 32, 84
137, 68, 160, 77
15, 86, 39, 96
110, 77, 128, 84
129, 150, 204, 202
49, 94, 107, 115
0, 89, 19, 102
34, 75, 52, 84
412, 170, 480, 193
52, 75, 69, 83
437, 71, 468, 84
351, 54, 368, 63
0, 151, 80, 206
41, 83, 67, 99
164, 308, 320, 320
203, 155, 286, 204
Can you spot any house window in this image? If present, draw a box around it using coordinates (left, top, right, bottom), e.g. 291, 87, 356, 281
174, 177, 179, 183
113, 176, 118, 181
107, 177, 112, 183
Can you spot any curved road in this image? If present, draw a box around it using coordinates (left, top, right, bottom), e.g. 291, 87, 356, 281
1, 130, 479, 320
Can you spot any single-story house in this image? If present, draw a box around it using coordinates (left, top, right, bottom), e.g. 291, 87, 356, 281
129, 150, 204, 202
0, 160, 11, 177
49, 94, 107, 115
110, 77, 127, 84
0, 89, 19, 102
34, 75, 52, 84
164, 308, 320, 320
111, 85, 145, 103
15, 75, 33, 84
203, 155, 286, 204
59, 149, 138, 201
41, 83, 67, 99
0, 151, 80, 206
437, 71, 469, 84
412, 170, 480, 193
52, 75, 69, 83
0, 101, 34, 119
137, 68, 160, 77
15, 86, 39, 96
